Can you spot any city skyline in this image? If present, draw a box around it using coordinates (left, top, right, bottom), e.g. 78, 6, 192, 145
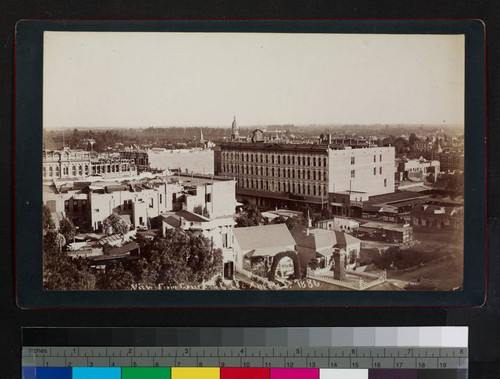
43, 32, 465, 129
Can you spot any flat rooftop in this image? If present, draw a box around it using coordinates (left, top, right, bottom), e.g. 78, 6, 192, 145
164, 173, 234, 186
220, 141, 392, 152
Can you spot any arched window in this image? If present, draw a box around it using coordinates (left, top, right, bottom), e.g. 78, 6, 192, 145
287, 169, 291, 178
307, 184, 311, 195
313, 171, 316, 180
55, 166, 60, 177
72, 165, 76, 176
49, 166, 53, 177
278, 182, 281, 191
79, 165, 83, 176
313, 157, 316, 166
43, 166, 47, 177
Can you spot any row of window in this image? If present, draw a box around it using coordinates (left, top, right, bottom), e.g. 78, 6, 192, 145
64, 199, 88, 212
222, 151, 328, 167
239, 178, 327, 197
43, 163, 133, 178
223, 164, 327, 181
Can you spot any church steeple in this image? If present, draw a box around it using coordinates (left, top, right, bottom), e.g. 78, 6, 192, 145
231, 115, 239, 141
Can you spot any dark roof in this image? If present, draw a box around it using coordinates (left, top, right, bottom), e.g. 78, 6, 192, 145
236, 188, 327, 204
367, 191, 430, 205
107, 242, 140, 256
160, 210, 210, 226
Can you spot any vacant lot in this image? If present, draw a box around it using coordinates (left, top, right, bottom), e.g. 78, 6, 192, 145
387, 254, 463, 290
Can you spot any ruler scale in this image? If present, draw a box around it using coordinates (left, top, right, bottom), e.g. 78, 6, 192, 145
22, 327, 468, 378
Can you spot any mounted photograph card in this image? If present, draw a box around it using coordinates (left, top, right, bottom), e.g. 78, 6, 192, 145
15, 20, 486, 308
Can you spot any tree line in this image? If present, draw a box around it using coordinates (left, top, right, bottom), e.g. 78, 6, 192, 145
43, 205, 223, 290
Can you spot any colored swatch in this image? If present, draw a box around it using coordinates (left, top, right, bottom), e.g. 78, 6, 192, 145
72, 367, 121, 379
122, 367, 171, 378
221, 368, 270, 379
22, 367, 71, 379
270, 368, 319, 379
171, 367, 220, 379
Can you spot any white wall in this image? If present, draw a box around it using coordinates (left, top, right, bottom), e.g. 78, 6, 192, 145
328, 147, 395, 197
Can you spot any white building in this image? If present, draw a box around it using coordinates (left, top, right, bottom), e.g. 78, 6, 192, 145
316, 217, 360, 233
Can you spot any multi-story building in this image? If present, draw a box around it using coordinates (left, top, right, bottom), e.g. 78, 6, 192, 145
176, 174, 237, 219
43, 148, 137, 181
90, 157, 137, 178
120, 148, 150, 172
43, 148, 92, 180
88, 181, 178, 231
395, 158, 440, 183
216, 139, 395, 210
439, 151, 464, 172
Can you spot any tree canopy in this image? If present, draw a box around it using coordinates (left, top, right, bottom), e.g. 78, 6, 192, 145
43, 205, 55, 231
235, 203, 263, 227
59, 217, 76, 245
102, 213, 130, 236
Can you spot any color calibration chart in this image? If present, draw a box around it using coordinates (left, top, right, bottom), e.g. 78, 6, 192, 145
22, 327, 468, 379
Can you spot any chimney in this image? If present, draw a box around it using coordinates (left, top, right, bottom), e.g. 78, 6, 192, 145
332, 248, 346, 280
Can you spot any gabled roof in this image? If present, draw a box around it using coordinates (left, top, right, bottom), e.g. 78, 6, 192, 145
162, 215, 182, 229
233, 224, 295, 251
293, 228, 360, 250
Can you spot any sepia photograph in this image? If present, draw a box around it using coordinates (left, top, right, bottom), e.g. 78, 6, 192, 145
41, 31, 465, 292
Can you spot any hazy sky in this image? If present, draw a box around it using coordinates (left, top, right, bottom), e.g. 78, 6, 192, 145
43, 32, 464, 129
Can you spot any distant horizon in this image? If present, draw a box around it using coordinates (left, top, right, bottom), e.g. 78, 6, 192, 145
44, 122, 464, 131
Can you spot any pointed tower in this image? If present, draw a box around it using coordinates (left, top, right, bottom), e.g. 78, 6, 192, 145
231, 116, 239, 141
200, 128, 204, 144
